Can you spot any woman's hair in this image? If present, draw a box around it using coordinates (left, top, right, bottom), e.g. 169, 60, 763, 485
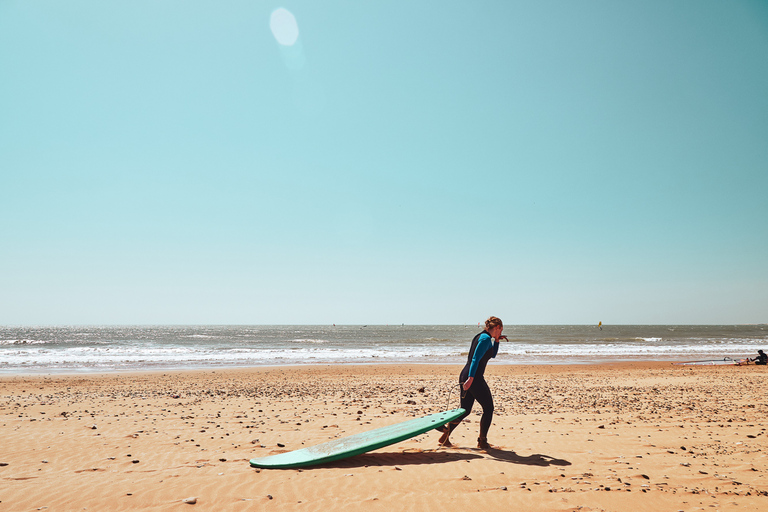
485, 316, 503, 330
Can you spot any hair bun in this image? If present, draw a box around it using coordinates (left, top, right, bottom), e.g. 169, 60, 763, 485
484, 316, 503, 329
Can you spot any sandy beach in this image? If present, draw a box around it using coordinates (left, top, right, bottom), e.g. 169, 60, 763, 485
1, 363, 767, 511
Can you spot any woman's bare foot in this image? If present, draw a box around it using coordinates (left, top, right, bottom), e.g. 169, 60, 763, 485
438, 430, 452, 447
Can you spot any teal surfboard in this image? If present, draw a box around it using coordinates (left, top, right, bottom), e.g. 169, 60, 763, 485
249, 408, 465, 469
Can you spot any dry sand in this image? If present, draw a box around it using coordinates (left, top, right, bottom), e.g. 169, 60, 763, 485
1, 363, 767, 511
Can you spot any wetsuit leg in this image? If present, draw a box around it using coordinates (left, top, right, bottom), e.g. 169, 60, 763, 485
470, 378, 494, 439
448, 377, 495, 436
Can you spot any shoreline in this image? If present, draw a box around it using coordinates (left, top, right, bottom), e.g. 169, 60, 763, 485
4, 324, 765, 377
2, 363, 767, 511
0, 359, 731, 378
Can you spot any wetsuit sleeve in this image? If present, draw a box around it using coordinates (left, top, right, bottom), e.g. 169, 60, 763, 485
490, 338, 499, 359
468, 334, 493, 378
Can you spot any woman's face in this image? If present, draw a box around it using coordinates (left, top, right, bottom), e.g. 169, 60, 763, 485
489, 324, 503, 340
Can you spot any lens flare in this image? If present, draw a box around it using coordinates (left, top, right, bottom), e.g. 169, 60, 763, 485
270, 8, 299, 46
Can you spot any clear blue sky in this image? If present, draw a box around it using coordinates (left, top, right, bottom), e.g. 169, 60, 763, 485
1, 1, 767, 325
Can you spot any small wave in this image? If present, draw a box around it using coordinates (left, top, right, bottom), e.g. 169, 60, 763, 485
501, 342, 758, 356
0, 339, 48, 345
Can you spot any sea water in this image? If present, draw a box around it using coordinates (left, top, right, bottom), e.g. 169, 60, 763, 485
1, 324, 766, 373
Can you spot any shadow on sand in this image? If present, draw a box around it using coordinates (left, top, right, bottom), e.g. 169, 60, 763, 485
295, 447, 570, 470
484, 447, 571, 467
306, 450, 484, 469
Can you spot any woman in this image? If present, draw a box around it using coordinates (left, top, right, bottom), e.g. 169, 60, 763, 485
438, 316, 507, 450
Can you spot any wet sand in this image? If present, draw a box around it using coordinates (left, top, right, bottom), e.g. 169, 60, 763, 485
1, 363, 767, 511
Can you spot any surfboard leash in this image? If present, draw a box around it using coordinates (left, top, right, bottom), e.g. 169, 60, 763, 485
437, 383, 463, 449
446, 382, 464, 410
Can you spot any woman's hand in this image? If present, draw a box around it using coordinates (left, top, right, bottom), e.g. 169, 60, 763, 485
463, 377, 474, 390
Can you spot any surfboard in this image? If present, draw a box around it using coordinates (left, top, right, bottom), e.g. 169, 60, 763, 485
672, 357, 748, 366
249, 408, 465, 469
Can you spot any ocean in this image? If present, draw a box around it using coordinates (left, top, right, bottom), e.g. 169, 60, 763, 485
1, 324, 766, 374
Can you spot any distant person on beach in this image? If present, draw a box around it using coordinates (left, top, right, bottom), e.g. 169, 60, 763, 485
437, 316, 507, 450
752, 349, 767, 365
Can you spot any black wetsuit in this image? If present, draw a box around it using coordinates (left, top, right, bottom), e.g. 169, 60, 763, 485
447, 330, 499, 439
756, 352, 767, 365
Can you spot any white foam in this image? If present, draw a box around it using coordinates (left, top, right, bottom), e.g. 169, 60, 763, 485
2, 325, 765, 373
0, 339, 48, 345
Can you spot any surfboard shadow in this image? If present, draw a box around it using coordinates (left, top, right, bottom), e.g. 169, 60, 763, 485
484, 447, 571, 467
307, 450, 484, 469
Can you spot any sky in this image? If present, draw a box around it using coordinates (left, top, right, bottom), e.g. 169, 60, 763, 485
1, 1, 767, 325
